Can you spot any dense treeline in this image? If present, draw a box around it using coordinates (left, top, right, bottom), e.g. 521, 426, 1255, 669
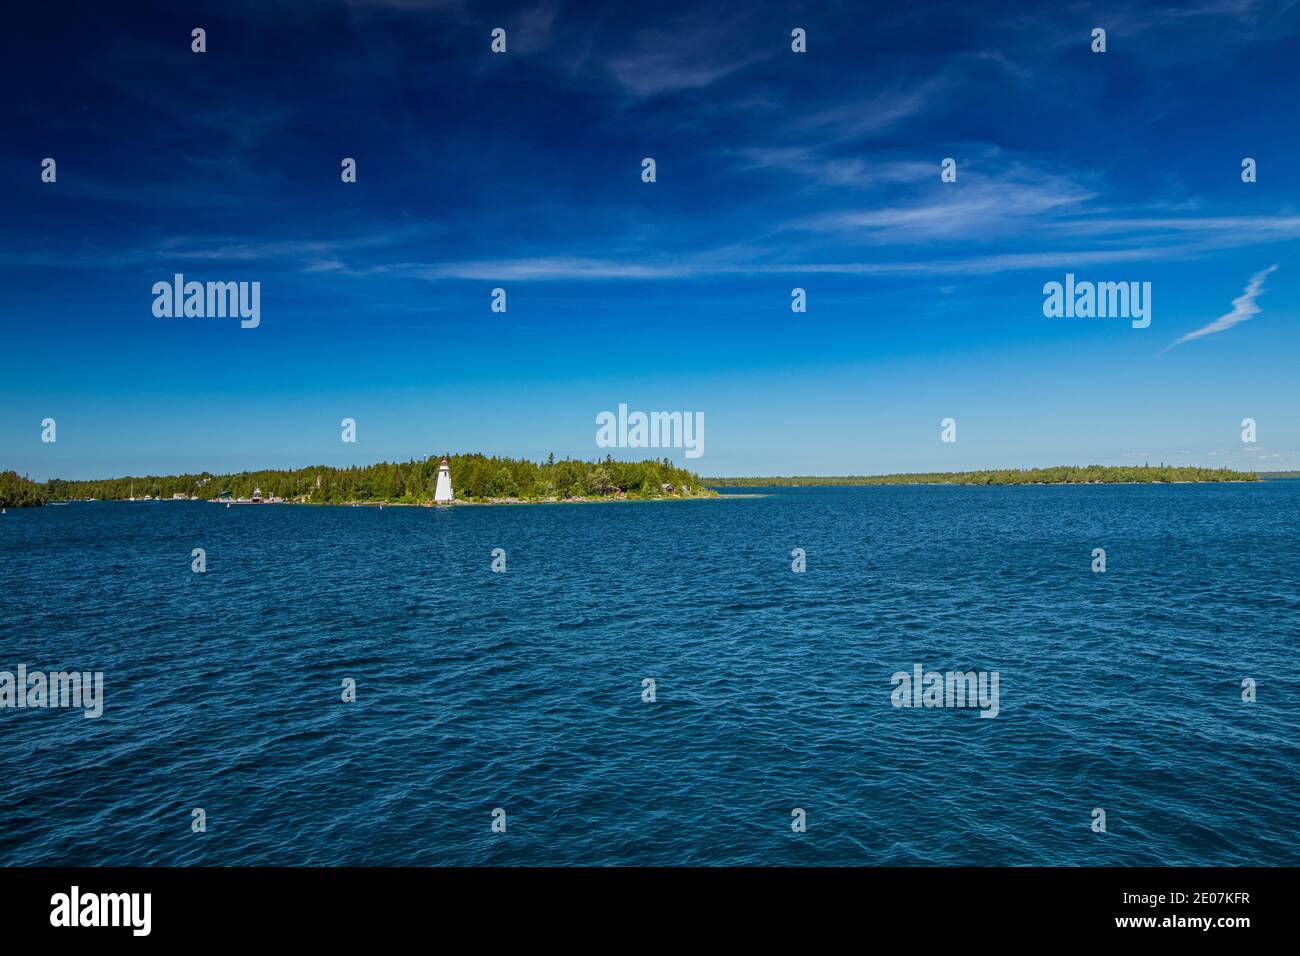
705, 465, 1259, 486
0, 471, 48, 507
44, 454, 714, 504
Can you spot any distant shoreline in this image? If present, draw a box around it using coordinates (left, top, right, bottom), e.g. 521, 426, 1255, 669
708, 480, 1257, 487
705, 465, 1261, 487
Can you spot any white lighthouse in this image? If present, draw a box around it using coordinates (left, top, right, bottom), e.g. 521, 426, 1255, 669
434, 458, 454, 503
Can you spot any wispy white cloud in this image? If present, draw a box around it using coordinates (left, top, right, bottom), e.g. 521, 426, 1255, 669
303, 259, 348, 273
376, 245, 1197, 283
605, 48, 759, 97
1047, 215, 1300, 239
730, 149, 935, 189
382, 257, 698, 280
507, 0, 560, 55
1159, 265, 1279, 354
604, 10, 767, 97
156, 229, 427, 262
783, 167, 1096, 242
791, 79, 951, 142
343, 0, 465, 11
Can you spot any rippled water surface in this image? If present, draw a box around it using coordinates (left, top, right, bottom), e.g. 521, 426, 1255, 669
2, 484, 1297, 865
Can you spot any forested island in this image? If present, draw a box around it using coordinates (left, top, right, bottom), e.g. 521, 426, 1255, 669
706, 465, 1259, 487
0, 471, 47, 508
14, 454, 714, 507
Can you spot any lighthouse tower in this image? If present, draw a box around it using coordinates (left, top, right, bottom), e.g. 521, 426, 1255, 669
434, 458, 454, 503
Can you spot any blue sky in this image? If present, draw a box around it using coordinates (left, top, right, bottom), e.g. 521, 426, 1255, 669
2, 0, 1299, 480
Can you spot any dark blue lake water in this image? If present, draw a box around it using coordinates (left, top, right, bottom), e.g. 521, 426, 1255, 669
2, 484, 1297, 865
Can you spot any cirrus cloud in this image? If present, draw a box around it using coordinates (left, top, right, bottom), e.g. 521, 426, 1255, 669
1159, 264, 1279, 354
